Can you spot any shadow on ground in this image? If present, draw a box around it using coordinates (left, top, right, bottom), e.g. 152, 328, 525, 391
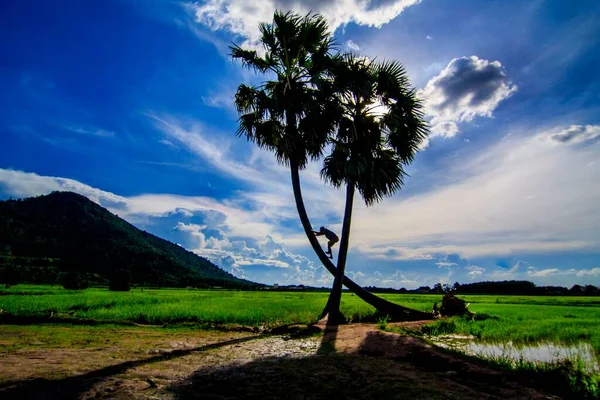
0, 323, 556, 400
167, 322, 549, 400
0, 335, 263, 399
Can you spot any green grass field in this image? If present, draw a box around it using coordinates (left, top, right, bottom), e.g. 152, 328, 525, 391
1, 285, 599, 359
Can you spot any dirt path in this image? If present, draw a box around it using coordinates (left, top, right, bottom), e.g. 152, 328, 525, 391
0, 323, 556, 399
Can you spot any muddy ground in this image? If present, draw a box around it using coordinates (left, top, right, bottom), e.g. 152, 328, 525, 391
0, 322, 558, 399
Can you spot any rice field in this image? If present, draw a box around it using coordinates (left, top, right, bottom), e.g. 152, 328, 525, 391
1, 285, 599, 359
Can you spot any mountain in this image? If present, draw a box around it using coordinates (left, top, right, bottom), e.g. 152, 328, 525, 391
0, 191, 260, 288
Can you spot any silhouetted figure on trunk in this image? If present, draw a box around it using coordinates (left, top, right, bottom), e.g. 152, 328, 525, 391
314, 226, 339, 259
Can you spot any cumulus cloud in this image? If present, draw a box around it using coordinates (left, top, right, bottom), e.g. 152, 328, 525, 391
186, 0, 421, 49
419, 56, 517, 139
174, 222, 207, 248
181, 225, 323, 281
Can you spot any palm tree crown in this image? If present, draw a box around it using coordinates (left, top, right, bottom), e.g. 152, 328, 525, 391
321, 54, 428, 205
231, 11, 338, 169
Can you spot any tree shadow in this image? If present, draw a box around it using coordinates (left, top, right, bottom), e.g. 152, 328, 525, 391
166, 328, 548, 400
317, 317, 339, 355
0, 335, 264, 399
0, 327, 561, 400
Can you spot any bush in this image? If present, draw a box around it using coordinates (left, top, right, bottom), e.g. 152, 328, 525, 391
109, 269, 131, 291
58, 271, 88, 290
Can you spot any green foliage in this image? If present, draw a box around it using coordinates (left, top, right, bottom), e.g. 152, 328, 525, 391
376, 315, 389, 330
232, 10, 337, 170
1, 287, 599, 360
1, 287, 598, 399
0, 192, 258, 289
322, 53, 428, 206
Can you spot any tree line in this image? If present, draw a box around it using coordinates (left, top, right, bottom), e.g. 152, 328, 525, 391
364, 280, 600, 296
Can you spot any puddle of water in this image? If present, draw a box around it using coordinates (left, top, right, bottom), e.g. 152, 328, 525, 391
430, 337, 599, 373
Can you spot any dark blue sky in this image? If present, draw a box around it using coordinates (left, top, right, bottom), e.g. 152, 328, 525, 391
1, 0, 599, 287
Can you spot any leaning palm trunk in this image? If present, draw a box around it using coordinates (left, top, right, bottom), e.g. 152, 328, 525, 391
324, 181, 354, 321
290, 163, 431, 321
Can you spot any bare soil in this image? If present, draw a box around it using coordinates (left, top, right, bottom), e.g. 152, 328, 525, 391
0, 322, 558, 399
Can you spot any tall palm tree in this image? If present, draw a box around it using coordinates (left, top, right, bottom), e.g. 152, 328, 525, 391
232, 11, 432, 321
321, 54, 429, 321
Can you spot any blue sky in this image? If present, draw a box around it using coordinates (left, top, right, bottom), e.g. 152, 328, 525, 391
1, 0, 599, 288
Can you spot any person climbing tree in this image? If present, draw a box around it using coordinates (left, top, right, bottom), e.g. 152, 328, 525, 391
314, 226, 339, 259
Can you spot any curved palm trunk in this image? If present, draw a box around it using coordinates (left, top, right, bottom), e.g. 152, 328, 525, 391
324, 181, 354, 322
289, 162, 431, 321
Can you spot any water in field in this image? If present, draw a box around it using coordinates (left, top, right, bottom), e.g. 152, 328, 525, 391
432, 335, 600, 373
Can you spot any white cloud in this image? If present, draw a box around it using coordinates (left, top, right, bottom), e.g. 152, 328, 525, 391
430, 121, 459, 138
346, 39, 360, 51
489, 263, 521, 279
466, 265, 485, 279
2, 120, 599, 286
425, 62, 443, 75
351, 126, 600, 260
426, 35, 433, 40
436, 261, 457, 268
63, 126, 116, 137
527, 268, 559, 277
186, 0, 421, 49
148, 112, 345, 231
473, 260, 600, 285
524, 266, 600, 279
419, 56, 517, 139
174, 222, 207, 248
0, 168, 291, 248
0, 168, 321, 282
179, 223, 314, 275
345, 269, 421, 288
159, 139, 177, 148
0, 169, 128, 209
575, 268, 600, 277
548, 125, 600, 145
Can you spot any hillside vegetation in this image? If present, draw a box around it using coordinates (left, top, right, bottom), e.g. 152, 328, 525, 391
0, 192, 258, 288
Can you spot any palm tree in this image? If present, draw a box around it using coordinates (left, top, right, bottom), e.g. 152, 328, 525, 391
321, 54, 429, 321
232, 11, 432, 321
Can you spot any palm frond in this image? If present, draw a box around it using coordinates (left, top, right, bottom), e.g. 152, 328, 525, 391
230, 45, 271, 73
319, 50, 429, 205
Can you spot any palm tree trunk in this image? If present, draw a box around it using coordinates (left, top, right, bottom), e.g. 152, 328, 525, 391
324, 181, 354, 322
289, 162, 432, 321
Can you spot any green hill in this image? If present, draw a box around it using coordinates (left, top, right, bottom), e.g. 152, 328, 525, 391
0, 191, 260, 288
